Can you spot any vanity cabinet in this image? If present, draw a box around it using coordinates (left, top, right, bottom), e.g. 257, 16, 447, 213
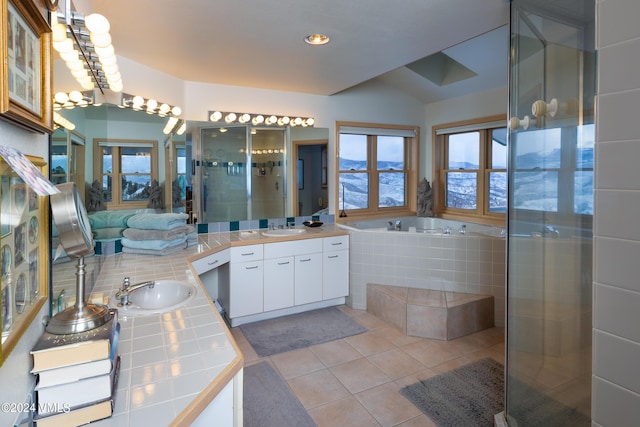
223, 233, 349, 326
264, 238, 323, 309
263, 256, 294, 311
294, 252, 323, 305
322, 235, 350, 300
228, 244, 264, 318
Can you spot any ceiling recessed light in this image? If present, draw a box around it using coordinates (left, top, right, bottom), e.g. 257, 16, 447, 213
304, 33, 330, 46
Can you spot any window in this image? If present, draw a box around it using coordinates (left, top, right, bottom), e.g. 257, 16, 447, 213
511, 124, 594, 216
93, 139, 158, 209
337, 122, 418, 217
434, 115, 506, 224
434, 116, 594, 225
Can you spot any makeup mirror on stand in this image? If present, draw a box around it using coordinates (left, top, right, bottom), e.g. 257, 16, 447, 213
46, 182, 112, 334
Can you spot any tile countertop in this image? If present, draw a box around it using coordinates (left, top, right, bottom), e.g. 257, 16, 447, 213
86, 224, 348, 426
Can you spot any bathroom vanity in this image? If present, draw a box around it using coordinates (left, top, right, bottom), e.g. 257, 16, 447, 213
82, 225, 348, 426
192, 225, 350, 327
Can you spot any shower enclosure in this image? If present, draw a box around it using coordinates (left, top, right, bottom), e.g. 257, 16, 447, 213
191, 125, 287, 223
506, 0, 594, 425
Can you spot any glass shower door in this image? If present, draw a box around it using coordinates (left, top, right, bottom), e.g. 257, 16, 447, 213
200, 126, 248, 222
507, 1, 595, 425
250, 128, 286, 219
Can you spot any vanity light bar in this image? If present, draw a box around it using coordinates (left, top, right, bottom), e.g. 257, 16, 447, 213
53, 112, 76, 130
208, 111, 315, 127
53, 90, 96, 110
121, 93, 182, 117
52, 12, 122, 92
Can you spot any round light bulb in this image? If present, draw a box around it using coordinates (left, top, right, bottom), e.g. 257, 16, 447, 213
85, 14, 110, 34
90, 32, 112, 48
109, 80, 123, 92
94, 44, 115, 58
146, 99, 158, 111
159, 104, 170, 114
225, 113, 237, 123
171, 106, 182, 116
69, 90, 83, 103
210, 111, 222, 121
52, 22, 68, 43
54, 38, 74, 54
54, 92, 69, 104
306, 118, 315, 126
132, 95, 145, 108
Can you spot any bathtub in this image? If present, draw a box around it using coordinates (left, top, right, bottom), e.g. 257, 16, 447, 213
338, 216, 506, 327
339, 216, 505, 237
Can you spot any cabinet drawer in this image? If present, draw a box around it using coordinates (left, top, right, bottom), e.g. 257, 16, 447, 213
230, 244, 263, 263
264, 238, 322, 259
191, 249, 230, 275
323, 235, 349, 251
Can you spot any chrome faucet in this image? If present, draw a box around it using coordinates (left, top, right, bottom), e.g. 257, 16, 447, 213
115, 277, 155, 306
458, 224, 467, 235
395, 220, 402, 231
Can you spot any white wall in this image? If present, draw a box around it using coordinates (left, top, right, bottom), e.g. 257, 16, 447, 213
0, 121, 49, 426
593, 0, 640, 425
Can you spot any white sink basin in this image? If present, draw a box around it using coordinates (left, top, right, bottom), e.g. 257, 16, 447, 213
261, 228, 308, 237
111, 279, 197, 316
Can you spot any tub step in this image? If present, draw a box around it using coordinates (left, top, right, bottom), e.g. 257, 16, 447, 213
366, 284, 494, 340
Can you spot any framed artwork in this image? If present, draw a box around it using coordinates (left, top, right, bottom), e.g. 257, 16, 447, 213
1, 155, 49, 366
0, 0, 53, 134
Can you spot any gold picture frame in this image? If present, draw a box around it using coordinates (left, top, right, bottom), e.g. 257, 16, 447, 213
0, 0, 52, 134
1, 155, 49, 366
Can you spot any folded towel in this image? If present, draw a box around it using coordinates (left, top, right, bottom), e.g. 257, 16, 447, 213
121, 241, 187, 256
126, 213, 189, 231
122, 225, 195, 241
121, 236, 187, 250
89, 210, 136, 229
93, 227, 126, 240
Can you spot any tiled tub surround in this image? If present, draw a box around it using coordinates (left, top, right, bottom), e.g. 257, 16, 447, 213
341, 218, 506, 327
367, 284, 495, 340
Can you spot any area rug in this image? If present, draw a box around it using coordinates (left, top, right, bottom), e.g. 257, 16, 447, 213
239, 306, 366, 357
400, 357, 504, 427
401, 357, 590, 427
243, 361, 316, 427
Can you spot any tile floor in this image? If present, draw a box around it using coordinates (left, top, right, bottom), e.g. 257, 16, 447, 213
231, 305, 505, 427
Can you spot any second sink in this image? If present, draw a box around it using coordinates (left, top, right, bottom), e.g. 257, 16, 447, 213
111, 279, 197, 316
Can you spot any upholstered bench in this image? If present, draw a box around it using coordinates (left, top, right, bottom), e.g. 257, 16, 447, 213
367, 283, 494, 340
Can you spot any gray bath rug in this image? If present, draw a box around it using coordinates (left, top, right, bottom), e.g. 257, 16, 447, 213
401, 357, 590, 427
239, 306, 366, 357
243, 361, 316, 427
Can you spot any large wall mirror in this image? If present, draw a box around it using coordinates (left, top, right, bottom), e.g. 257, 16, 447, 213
50, 103, 329, 314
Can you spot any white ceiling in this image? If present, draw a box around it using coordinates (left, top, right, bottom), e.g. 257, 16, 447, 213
74, 0, 510, 103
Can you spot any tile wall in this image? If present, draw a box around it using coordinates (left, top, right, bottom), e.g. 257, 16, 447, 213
593, 0, 640, 424
348, 230, 505, 327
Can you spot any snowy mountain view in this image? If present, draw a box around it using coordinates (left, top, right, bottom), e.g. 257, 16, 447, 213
339, 146, 593, 214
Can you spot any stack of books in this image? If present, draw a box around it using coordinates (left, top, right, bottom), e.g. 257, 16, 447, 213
30, 310, 120, 427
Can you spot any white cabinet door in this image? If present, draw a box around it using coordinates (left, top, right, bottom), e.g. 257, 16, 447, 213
294, 253, 323, 305
263, 256, 294, 312
323, 250, 349, 300
229, 260, 263, 318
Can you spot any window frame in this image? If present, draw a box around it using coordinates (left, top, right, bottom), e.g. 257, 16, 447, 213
433, 115, 506, 226
93, 138, 159, 210
336, 121, 419, 220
